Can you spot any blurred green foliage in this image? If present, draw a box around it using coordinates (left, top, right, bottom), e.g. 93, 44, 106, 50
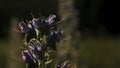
1, 37, 120, 68
80, 37, 120, 68
0, 40, 8, 68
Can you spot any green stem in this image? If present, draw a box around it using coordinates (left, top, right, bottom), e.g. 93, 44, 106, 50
42, 51, 45, 68
38, 60, 40, 68
42, 61, 45, 68
26, 64, 27, 68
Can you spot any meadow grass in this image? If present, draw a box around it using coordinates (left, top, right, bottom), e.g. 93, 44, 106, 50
80, 37, 120, 68
0, 40, 8, 68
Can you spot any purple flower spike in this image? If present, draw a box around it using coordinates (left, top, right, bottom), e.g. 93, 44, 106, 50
28, 39, 42, 52
22, 50, 35, 64
19, 22, 30, 33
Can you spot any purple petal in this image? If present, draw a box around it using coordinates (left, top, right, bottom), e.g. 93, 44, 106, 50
28, 39, 42, 52
22, 50, 35, 64
19, 22, 30, 33
46, 15, 56, 25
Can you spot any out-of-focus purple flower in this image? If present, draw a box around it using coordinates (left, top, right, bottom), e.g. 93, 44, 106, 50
22, 50, 35, 64
47, 30, 63, 50
49, 30, 63, 41
56, 62, 62, 68
28, 39, 42, 52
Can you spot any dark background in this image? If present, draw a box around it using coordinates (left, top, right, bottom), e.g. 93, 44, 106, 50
0, 0, 120, 68
0, 0, 119, 39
